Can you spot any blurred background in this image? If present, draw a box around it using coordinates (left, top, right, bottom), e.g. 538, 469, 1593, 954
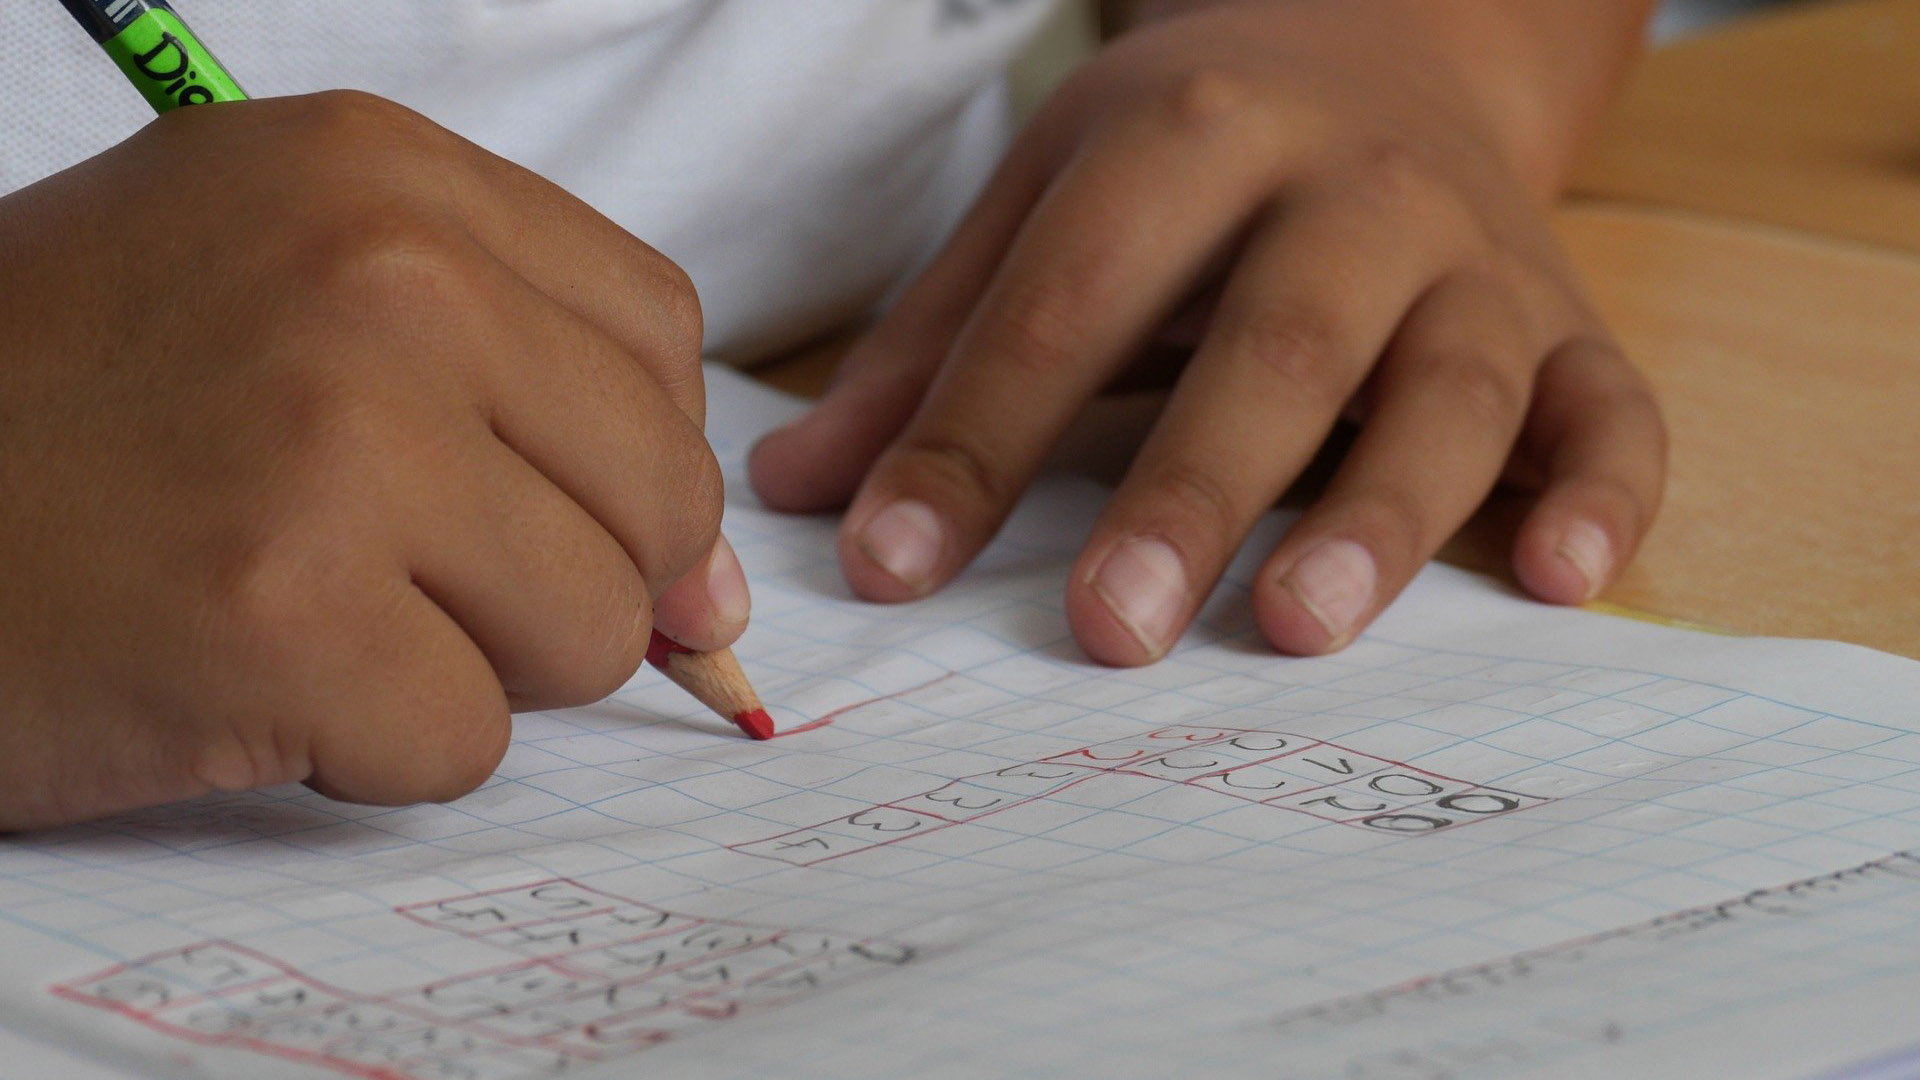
1658, 0, 1803, 36
1016, 0, 1819, 121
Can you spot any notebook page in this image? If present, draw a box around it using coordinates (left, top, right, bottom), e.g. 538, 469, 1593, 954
3, 367, 1918, 1080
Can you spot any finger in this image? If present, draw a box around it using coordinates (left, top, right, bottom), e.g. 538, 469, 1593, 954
439, 128, 710, 422
406, 434, 655, 712
1062, 192, 1465, 665
1252, 272, 1544, 655
838, 104, 1289, 602
1511, 335, 1668, 604
456, 244, 726, 595
650, 535, 752, 653
749, 106, 1067, 512
304, 577, 513, 807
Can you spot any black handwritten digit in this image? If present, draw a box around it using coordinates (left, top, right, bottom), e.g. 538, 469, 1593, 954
1228, 733, 1294, 752
923, 789, 1005, 811
770, 935, 837, 959
847, 809, 923, 833
253, 985, 309, 1010
1218, 770, 1290, 792
1362, 813, 1453, 833
179, 947, 255, 986
607, 907, 674, 930
1303, 754, 1362, 776
685, 927, 759, 953
1438, 792, 1523, 815
93, 976, 172, 1009
775, 836, 833, 851
435, 901, 509, 925
678, 962, 732, 985
1368, 773, 1445, 798
612, 946, 673, 972
850, 942, 916, 965
528, 884, 596, 910
512, 924, 583, 947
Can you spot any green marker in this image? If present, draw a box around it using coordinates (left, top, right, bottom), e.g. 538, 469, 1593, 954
57, 0, 246, 113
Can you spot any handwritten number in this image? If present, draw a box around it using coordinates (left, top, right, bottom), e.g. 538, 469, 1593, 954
847, 810, 922, 833
1229, 733, 1295, 752
923, 789, 1005, 811
528, 885, 595, 910
1438, 792, 1522, 815
1362, 813, 1453, 833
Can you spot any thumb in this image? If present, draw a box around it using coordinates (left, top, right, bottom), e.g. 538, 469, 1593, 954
649, 535, 752, 652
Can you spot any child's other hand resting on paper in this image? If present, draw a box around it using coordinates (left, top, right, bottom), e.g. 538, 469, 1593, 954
751, 0, 1668, 664
0, 94, 744, 829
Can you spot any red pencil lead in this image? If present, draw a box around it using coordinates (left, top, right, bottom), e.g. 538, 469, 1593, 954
733, 708, 776, 741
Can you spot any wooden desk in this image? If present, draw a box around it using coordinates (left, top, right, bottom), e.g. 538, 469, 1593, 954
1458, 204, 1920, 658
1575, 0, 1920, 252
756, 2, 1920, 659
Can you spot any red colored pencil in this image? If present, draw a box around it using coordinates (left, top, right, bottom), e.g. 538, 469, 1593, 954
646, 631, 774, 740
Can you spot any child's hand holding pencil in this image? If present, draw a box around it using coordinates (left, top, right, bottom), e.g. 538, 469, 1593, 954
0, 30, 754, 827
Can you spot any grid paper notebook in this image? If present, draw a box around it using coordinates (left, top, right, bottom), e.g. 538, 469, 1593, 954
4, 368, 1919, 1080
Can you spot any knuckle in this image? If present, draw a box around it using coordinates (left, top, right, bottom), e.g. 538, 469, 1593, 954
290, 89, 436, 151
305, 208, 477, 310
546, 579, 651, 708
634, 445, 724, 587
1416, 349, 1529, 432
1571, 333, 1671, 464
1159, 68, 1259, 135
1143, 462, 1244, 544
649, 258, 705, 356
893, 431, 1014, 510
661, 450, 727, 577
1347, 138, 1449, 214
983, 273, 1096, 379
1219, 306, 1346, 406
208, 528, 337, 677
273, 374, 397, 476
686, 451, 727, 537
1349, 486, 1431, 567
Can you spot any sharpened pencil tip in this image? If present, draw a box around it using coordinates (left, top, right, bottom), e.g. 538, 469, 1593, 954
734, 709, 775, 741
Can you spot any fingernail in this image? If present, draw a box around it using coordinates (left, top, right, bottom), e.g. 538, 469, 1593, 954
1282, 539, 1376, 646
707, 536, 751, 626
1090, 538, 1188, 659
858, 499, 944, 591
1556, 520, 1613, 601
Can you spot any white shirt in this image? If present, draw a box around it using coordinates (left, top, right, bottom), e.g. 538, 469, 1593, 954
6, 0, 1061, 360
